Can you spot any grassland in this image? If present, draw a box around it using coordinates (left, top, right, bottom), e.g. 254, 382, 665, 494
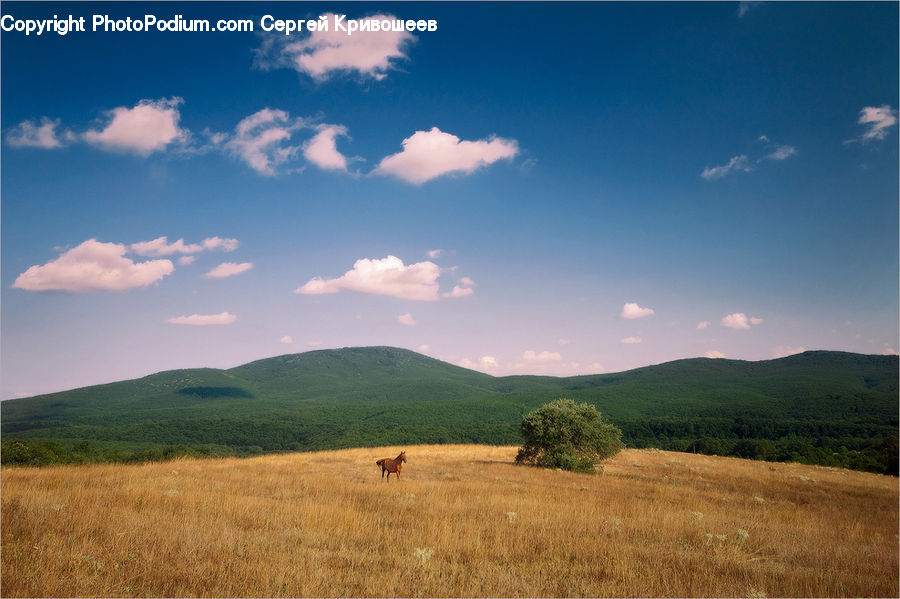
2, 445, 896, 597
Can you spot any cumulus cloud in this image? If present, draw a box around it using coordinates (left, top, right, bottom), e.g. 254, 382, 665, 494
700, 155, 752, 180
705, 350, 726, 359
620, 302, 655, 319
697, 321, 710, 330
166, 312, 237, 326
130, 236, 239, 257
6, 117, 70, 149
720, 313, 763, 329
295, 255, 441, 300
280, 335, 294, 344
226, 108, 304, 175
204, 262, 253, 279
442, 277, 475, 298
373, 127, 519, 185
13, 239, 174, 292
256, 13, 414, 81
620, 336, 643, 344
83, 97, 187, 155
856, 105, 897, 142
303, 124, 350, 171
397, 312, 417, 326
427, 249, 443, 259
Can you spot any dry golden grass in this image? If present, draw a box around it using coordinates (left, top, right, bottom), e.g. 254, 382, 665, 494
2, 445, 897, 597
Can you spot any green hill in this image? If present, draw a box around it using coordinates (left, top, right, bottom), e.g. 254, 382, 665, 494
2, 347, 897, 473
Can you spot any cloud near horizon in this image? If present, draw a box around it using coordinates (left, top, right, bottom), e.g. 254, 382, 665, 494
373, 127, 519, 184
83, 97, 187, 155
721, 312, 764, 329
256, 13, 414, 81
166, 312, 237, 326
13, 239, 174, 292
620, 302, 655, 319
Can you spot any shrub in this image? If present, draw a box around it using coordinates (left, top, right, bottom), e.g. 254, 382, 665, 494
516, 399, 623, 472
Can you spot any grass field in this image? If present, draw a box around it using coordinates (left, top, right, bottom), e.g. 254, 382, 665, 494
2, 445, 897, 597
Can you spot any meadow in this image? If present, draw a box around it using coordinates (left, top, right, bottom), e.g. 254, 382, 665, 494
2, 445, 897, 597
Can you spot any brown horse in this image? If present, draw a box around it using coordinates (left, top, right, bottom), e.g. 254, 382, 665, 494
375, 451, 407, 482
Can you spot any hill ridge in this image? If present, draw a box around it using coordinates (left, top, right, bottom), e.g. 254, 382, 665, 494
2, 347, 896, 473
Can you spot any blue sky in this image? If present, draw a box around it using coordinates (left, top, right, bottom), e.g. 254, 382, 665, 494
2, 1, 898, 398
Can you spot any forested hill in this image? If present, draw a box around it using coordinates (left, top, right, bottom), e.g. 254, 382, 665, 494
2, 347, 897, 473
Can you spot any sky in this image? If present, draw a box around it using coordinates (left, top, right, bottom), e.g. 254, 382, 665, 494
1, 1, 898, 399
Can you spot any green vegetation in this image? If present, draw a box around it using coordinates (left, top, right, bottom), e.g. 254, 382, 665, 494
1, 347, 896, 474
516, 399, 623, 472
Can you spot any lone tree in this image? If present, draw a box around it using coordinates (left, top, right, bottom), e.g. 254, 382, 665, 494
516, 399, 623, 473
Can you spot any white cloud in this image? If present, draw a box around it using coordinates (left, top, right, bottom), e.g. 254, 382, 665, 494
257, 13, 414, 81
459, 355, 500, 372
178, 256, 196, 266
558, 338, 571, 346
701, 155, 752, 180
204, 262, 253, 279
427, 249, 443, 259
83, 97, 186, 155
521, 350, 562, 362
226, 108, 304, 175
443, 277, 475, 298
6, 117, 69, 149
764, 145, 797, 161
295, 255, 441, 300
721, 312, 763, 329
303, 124, 349, 171
620, 336, 643, 344
696, 321, 710, 330
397, 312, 417, 326
13, 239, 173, 292
772, 345, 805, 359
857, 105, 897, 141
883, 345, 899, 356
280, 335, 294, 344
620, 302, 655, 319
478, 356, 499, 370
130, 236, 239, 257
373, 127, 519, 185
417, 344, 430, 353
166, 312, 237, 326
705, 350, 726, 359
443, 285, 474, 298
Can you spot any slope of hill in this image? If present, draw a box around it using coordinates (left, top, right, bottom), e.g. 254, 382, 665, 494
2, 347, 897, 473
